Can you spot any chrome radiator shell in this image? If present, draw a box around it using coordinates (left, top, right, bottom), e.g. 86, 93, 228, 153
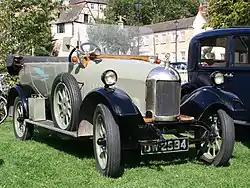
145, 66, 181, 121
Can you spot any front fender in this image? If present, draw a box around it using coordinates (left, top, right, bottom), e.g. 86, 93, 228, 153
180, 86, 245, 119
181, 82, 197, 97
83, 87, 139, 116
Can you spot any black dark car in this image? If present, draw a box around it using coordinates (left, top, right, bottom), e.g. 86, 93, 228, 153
170, 62, 187, 70
181, 27, 250, 126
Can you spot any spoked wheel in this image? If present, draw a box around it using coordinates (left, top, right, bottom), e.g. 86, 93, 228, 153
13, 97, 33, 140
51, 73, 82, 131
53, 82, 72, 130
93, 104, 122, 178
0, 96, 7, 124
197, 109, 235, 166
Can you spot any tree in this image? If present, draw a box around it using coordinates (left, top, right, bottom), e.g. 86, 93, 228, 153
103, 0, 200, 26
205, 0, 250, 29
0, 0, 61, 72
86, 23, 144, 55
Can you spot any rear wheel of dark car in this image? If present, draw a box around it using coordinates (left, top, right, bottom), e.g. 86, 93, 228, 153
13, 97, 34, 140
93, 104, 122, 178
51, 73, 82, 131
197, 109, 235, 166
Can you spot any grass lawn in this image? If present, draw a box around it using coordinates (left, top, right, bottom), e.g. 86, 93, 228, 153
1, 118, 250, 188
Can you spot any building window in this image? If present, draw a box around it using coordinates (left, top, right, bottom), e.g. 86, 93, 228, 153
155, 35, 159, 45
100, 4, 103, 11
171, 32, 177, 42
90, 3, 94, 9
161, 33, 167, 44
181, 51, 186, 60
57, 23, 65, 33
144, 36, 149, 46
239, 52, 245, 63
172, 52, 176, 62
179, 31, 185, 42
84, 14, 89, 23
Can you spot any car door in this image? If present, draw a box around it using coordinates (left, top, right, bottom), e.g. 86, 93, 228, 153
219, 35, 250, 123
190, 35, 233, 88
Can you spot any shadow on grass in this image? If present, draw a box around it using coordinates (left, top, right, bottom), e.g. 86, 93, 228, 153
31, 127, 231, 173
0, 159, 4, 166
235, 124, 250, 149
122, 147, 200, 171
32, 127, 94, 159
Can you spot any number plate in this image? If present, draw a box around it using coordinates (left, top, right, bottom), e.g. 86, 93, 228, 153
140, 138, 189, 155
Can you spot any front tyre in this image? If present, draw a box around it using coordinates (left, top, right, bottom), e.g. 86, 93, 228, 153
198, 109, 235, 166
13, 97, 33, 140
93, 104, 122, 178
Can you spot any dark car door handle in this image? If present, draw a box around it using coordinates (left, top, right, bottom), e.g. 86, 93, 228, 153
224, 73, 234, 78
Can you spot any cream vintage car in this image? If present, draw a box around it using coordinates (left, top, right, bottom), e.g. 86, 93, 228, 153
6, 24, 236, 178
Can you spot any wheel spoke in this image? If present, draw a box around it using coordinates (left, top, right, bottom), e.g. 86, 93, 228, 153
62, 88, 66, 98
65, 114, 70, 125
212, 143, 216, 157
57, 100, 63, 107
67, 109, 71, 118
58, 90, 63, 100
18, 107, 22, 115
215, 140, 220, 151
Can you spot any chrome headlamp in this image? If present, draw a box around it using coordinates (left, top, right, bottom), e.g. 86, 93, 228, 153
101, 70, 118, 87
210, 71, 224, 85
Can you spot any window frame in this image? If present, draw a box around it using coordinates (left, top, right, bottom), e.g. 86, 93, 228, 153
197, 36, 230, 70
57, 23, 65, 33
231, 35, 250, 67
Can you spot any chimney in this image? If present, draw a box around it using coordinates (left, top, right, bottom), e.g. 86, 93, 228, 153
198, 3, 203, 14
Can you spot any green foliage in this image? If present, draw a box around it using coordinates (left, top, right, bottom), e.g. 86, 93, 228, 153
0, 0, 61, 86
104, 0, 199, 26
205, 0, 250, 29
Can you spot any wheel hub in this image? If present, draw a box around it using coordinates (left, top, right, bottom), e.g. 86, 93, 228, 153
95, 114, 108, 170
97, 138, 106, 146
17, 116, 24, 123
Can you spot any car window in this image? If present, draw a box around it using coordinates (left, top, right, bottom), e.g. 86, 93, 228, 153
233, 35, 250, 67
198, 37, 228, 68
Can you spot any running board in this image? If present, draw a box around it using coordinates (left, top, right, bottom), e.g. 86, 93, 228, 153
24, 119, 78, 137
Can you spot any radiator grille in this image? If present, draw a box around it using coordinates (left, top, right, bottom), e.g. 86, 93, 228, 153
155, 81, 180, 116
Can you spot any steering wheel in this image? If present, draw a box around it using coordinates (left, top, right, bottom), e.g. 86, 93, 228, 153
80, 42, 101, 55
68, 42, 101, 64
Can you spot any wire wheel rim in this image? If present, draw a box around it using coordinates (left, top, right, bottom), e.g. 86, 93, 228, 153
14, 101, 25, 137
95, 113, 107, 170
53, 83, 72, 130
0, 99, 7, 124
202, 115, 222, 160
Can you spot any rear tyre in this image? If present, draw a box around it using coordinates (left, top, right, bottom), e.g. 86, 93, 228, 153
93, 104, 122, 178
13, 97, 33, 140
197, 109, 235, 166
51, 73, 82, 131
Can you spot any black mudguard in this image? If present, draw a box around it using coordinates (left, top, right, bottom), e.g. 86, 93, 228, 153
180, 86, 246, 120
7, 84, 34, 116
82, 87, 140, 116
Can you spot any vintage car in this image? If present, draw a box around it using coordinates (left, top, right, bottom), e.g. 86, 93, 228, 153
181, 28, 250, 126
170, 62, 187, 70
5, 24, 239, 178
